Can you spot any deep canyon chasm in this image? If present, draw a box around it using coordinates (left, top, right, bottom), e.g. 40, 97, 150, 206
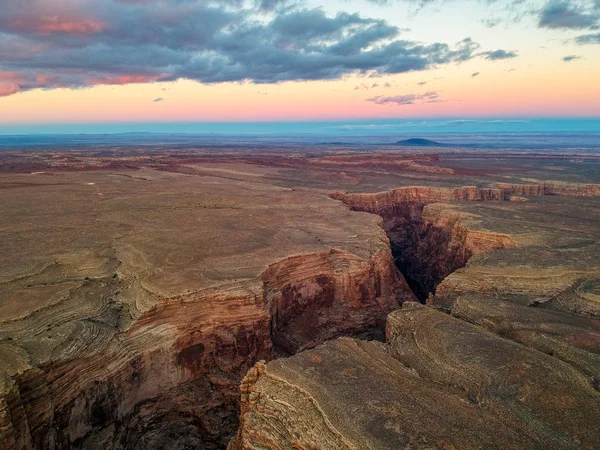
0, 180, 511, 450
2, 158, 600, 450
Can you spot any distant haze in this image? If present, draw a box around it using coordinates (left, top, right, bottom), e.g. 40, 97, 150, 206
1, 118, 599, 136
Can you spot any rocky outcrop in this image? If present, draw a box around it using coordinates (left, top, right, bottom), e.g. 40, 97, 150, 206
330, 187, 515, 301
451, 294, 600, 381
232, 304, 600, 449
496, 182, 600, 197
0, 247, 414, 450
262, 249, 415, 355
330, 186, 505, 210
229, 185, 600, 450
0, 283, 273, 450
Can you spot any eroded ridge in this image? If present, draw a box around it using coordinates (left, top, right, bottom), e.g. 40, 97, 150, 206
232, 303, 600, 450
233, 185, 600, 450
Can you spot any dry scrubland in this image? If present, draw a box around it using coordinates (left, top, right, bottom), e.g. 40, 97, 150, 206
1, 148, 600, 449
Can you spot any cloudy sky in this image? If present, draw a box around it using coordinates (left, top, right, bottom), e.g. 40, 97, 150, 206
0, 0, 599, 127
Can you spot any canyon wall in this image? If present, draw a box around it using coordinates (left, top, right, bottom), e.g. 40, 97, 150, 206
497, 182, 600, 197
330, 186, 516, 301
0, 248, 413, 450
232, 302, 600, 449
262, 248, 415, 355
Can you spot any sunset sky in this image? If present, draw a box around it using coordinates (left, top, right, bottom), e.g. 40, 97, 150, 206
0, 0, 599, 132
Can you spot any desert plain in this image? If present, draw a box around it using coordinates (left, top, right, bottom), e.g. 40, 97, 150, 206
1, 145, 600, 449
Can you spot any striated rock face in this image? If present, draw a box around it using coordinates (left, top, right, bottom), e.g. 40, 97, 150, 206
0, 283, 274, 450
330, 186, 505, 210
262, 249, 415, 355
0, 248, 413, 450
232, 304, 600, 450
451, 294, 600, 381
497, 182, 600, 197
232, 187, 600, 450
330, 186, 514, 301
0, 168, 416, 450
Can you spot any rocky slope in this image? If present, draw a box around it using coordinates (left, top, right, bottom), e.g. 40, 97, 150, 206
0, 167, 415, 450
2, 152, 600, 450
232, 299, 600, 449
233, 189, 600, 449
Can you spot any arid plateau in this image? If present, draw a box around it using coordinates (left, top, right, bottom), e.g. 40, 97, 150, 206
1, 147, 600, 449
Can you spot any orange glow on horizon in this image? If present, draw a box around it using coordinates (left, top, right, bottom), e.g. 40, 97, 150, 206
2, 54, 599, 124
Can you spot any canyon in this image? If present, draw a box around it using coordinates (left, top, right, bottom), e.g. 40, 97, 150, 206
1, 149, 600, 449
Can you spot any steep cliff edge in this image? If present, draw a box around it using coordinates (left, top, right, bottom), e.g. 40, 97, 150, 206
0, 248, 414, 450
262, 248, 415, 355
496, 182, 600, 197
232, 303, 600, 449
227, 186, 600, 449
0, 167, 417, 450
330, 186, 515, 301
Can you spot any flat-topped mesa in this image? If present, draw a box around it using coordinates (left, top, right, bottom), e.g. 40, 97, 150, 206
330, 187, 514, 302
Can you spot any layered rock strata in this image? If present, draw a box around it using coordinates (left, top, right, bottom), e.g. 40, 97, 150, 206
232, 303, 600, 450
331, 187, 516, 301
3, 157, 600, 450
0, 168, 415, 450
232, 188, 600, 450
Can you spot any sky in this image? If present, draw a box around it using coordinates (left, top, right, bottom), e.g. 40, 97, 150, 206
0, 0, 599, 133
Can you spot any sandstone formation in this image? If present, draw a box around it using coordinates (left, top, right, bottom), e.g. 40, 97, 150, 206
0, 166, 414, 449
497, 182, 600, 197
233, 303, 600, 449
2, 149, 600, 449
233, 176, 600, 449
330, 187, 516, 301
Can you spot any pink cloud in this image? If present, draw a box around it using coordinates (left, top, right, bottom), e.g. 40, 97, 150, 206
0, 83, 20, 97
90, 74, 165, 85
8, 16, 106, 36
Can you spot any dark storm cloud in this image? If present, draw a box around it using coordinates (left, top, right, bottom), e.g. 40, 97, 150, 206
538, 1, 598, 29
482, 49, 518, 60
0, 0, 515, 96
367, 91, 440, 105
255, 0, 296, 10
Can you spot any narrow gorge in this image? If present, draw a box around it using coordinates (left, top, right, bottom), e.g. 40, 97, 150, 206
3, 169, 599, 450
0, 248, 414, 450
330, 186, 517, 303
